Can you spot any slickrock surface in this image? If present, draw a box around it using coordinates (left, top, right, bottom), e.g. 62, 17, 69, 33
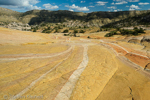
0, 27, 150, 100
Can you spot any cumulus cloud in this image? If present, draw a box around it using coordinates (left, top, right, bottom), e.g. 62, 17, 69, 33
65, 4, 89, 11
0, 0, 41, 10
43, 3, 59, 9
111, 0, 128, 5
96, 1, 108, 6
115, 1, 128, 5
128, 0, 139, 2
138, 2, 149, 5
129, 4, 140, 10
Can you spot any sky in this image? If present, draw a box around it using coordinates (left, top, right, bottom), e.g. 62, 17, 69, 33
0, 0, 150, 12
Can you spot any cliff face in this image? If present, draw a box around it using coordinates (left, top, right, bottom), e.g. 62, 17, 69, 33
0, 7, 150, 27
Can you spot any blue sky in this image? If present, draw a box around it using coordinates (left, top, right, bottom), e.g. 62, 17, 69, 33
0, 0, 150, 12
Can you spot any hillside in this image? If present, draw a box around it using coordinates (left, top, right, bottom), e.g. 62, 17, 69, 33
102, 11, 150, 28
0, 7, 21, 23
0, 7, 150, 27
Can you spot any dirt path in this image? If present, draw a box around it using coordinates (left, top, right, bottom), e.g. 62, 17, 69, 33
55, 45, 88, 100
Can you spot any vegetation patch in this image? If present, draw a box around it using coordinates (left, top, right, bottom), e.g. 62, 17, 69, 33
105, 27, 145, 37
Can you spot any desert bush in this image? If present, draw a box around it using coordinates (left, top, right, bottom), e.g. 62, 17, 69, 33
74, 30, 78, 33
134, 27, 138, 30
104, 31, 117, 37
47, 27, 51, 30
84, 26, 87, 28
46, 30, 51, 33
79, 30, 85, 33
58, 26, 63, 29
87, 36, 90, 38
64, 34, 69, 36
134, 27, 145, 33
63, 29, 69, 33
55, 29, 59, 33
33, 29, 37, 32
120, 28, 143, 36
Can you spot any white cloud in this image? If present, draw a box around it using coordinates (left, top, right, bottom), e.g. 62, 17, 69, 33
114, 9, 122, 12
118, 9, 122, 11
43, 3, 58, 9
0, 0, 41, 10
128, 0, 139, 2
107, 6, 116, 9
115, 1, 128, 5
96, 1, 108, 6
69, 9, 74, 11
81, 1, 86, 3
139, 2, 149, 5
111, 1, 128, 5
129, 4, 140, 10
65, 4, 89, 11
89, 6, 95, 7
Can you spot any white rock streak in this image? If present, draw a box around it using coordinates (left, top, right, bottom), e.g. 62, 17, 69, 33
0, 46, 72, 61
9, 47, 73, 100
55, 45, 89, 100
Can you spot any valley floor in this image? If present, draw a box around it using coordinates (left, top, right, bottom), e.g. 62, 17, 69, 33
0, 27, 150, 100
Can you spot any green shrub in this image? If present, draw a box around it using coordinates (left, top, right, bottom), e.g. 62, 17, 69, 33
64, 34, 69, 36
79, 30, 85, 33
47, 27, 51, 30
87, 36, 90, 38
134, 27, 138, 30
58, 26, 63, 29
120, 28, 144, 36
46, 30, 51, 33
33, 29, 36, 32
104, 31, 117, 37
63, 29, 69, 33
134, 27, 145, 33
74, 30, 78, 33
55, 29, 59, 33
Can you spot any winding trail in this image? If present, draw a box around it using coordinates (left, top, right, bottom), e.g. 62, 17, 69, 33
9, 46, 74, 100
55, 45, 89, 100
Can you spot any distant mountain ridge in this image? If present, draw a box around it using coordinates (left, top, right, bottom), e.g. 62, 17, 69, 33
0, 7, 150, 27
